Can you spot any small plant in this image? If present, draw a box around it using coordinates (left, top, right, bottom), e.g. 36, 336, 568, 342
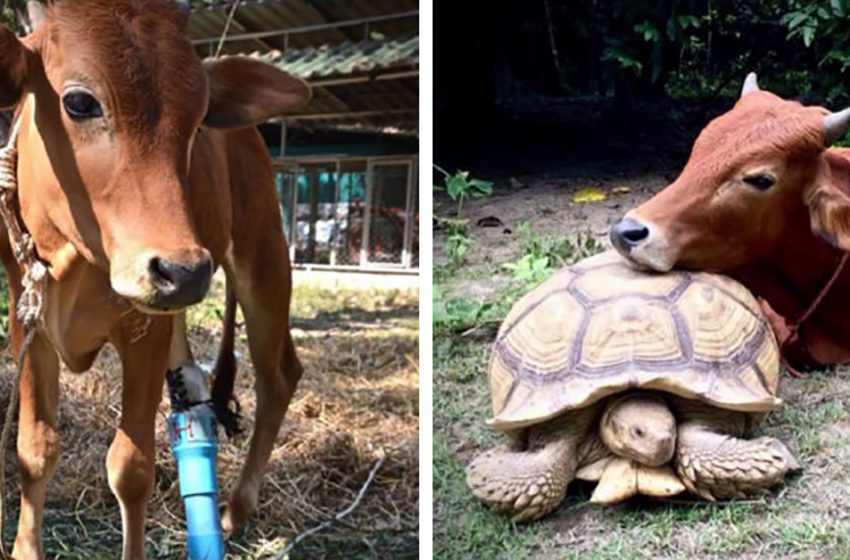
434, 166, 493, 268
503, 223, 603, 288
435, 168, 494, 217
433, 285, 486, 335
443, 219, 471, 266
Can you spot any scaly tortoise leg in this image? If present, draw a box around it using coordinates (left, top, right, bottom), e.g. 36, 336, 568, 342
674, 421, 799, 501
465, 407, 596, 522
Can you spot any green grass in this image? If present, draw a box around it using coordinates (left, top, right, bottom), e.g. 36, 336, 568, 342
434, 298, 850, 559
187, 278, 418, 335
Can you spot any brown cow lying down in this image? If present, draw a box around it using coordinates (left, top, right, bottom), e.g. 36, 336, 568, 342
611, 73, 850, 370
0, 1, 309, 559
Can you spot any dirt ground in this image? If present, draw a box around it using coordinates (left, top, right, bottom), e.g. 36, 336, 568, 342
0, 280, 419, 559
434, 167, 850, 559
436, 166, 674, 299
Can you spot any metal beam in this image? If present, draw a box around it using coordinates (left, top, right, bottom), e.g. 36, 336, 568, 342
229, 13, 274, 51
191, 10, 418, 47
287, 109, 416, 121
302, 0, 358, 43
309, 69, 419, 88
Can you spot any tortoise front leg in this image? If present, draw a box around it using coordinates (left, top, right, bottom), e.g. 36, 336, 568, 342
466, 407, 596, 522
674, 419, 799, 501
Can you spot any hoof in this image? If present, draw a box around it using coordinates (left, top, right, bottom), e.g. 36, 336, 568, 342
11, 539, 42, 560
221, 488, 258, 537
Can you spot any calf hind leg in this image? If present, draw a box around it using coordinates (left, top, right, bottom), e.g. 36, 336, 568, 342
220, 248, 303, 536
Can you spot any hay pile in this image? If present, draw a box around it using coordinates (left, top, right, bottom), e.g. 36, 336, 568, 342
0, 286, 419, 559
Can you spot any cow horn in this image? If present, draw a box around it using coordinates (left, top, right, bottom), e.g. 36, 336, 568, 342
25, 0, 48, 31
741, 72, 760, 97
824, 107, 850, 146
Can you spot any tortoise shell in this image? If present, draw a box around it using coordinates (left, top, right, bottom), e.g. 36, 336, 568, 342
488, 251, 781, 431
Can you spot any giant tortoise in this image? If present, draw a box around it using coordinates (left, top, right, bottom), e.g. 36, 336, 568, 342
467, 251, 798, 521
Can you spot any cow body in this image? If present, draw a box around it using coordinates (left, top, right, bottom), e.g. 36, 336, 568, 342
1, 2, 309, 559
611, 74, 850, 369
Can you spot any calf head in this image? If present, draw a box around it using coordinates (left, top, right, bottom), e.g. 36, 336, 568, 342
611, 73, 850, 272
0, 0, 310, 312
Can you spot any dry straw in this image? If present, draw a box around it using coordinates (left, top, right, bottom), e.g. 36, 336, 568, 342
0, 288, 419, 557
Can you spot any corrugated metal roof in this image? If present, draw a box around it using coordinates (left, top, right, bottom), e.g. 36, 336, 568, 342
188, 0, 417, 54
306, 77, 418, 115
188, 0, 265, 10
190, 0, 418, 131
248, 34, 417, 80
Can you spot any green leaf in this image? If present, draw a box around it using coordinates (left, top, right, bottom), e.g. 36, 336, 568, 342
677, 15, 700, 30
832, 0, 845, 16
803, 25, 816, 47
787, 12, 809, 30
634, 21, 660, 43
467, 178, 494, 197
446, 174, 466, 200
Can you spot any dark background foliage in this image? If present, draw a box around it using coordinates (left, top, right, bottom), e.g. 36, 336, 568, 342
435, 0, 850, 173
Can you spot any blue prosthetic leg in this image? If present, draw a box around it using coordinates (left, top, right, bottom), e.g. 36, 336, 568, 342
167, 363, 225, 560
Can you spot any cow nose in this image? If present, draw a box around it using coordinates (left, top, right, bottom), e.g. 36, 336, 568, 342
148, 254, 213, 308
610, 217, 650, 253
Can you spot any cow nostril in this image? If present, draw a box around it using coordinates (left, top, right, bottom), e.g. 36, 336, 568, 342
622, 226, 649, 242
611, 217, 651, 253
149, 257, 177, 292
148, 255, 213, 307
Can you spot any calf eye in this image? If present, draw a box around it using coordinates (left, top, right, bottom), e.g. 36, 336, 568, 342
63, 90, 103, 120
743, 174, 775, 190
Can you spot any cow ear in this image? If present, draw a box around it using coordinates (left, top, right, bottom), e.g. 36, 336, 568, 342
0, 25, 30, 108
203, 57, 311, 129
806, 180, 850, 251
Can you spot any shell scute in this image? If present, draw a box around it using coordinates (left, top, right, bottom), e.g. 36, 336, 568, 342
489, 252, 781, 431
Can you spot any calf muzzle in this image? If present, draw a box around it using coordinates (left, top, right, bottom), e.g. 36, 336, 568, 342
610, 217, 650, 253
148, 254, 213, 310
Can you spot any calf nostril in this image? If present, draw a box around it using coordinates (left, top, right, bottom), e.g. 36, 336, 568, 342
147, 254, 213, 308
622, 226, 649, 243
611, 217, 651, 252
149, 257, 177, 292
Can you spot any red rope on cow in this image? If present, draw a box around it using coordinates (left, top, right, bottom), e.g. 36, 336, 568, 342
780, 252, 849, 378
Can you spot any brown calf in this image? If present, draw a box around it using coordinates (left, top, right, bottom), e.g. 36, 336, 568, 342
611, 74, 850, 369
0, 1, 309, 558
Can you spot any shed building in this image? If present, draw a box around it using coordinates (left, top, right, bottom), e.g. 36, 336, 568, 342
188, 0, 419, 273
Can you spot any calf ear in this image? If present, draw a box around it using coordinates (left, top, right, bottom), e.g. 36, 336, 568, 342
0, 26, 29, 108
806, 181, 850, 251
204, 57, 311, 129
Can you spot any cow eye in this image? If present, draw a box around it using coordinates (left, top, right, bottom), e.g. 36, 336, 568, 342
743, 174, 775, 190
63, 90, 103, 120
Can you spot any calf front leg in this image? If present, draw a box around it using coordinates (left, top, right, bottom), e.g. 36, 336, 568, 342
10, 333, 59, 560
1, 239, 60, 560
109, 314, 172, 560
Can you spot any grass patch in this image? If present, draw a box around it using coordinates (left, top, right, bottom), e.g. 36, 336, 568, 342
434, 255, 850, 558
434, 433, 542, 560
434, 324, 850, 558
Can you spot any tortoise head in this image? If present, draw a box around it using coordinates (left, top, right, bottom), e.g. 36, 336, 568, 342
600, 394, 677, 467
